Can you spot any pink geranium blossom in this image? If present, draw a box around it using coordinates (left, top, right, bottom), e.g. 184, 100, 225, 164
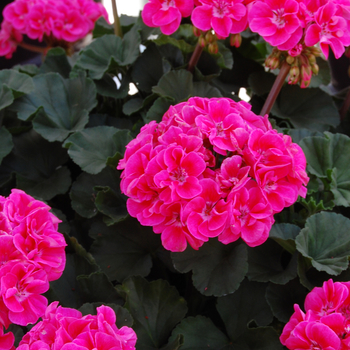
142, 0, 194, 35
191, 0, 248, 37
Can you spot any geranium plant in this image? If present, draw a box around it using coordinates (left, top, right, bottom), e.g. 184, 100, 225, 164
1, 0, 350, 349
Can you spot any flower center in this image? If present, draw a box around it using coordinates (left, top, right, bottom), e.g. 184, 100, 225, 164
161, 0, 175, 10
271, 9, 285, 28
213, 0, 229, 17
169, 167, 187, 183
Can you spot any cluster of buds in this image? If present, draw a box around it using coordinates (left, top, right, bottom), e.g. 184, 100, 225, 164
265, 46, 321, 88
193, 27, 219, 54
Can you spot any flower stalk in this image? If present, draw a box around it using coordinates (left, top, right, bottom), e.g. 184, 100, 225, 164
111, 0, 123, 38
260, 61, 290, 116
17, 42, 47, 54
340, 88, 350, 121
187, 43, 204, 73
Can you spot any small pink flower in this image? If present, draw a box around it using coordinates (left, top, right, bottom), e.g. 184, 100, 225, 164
142, 0, 194, 35
191, 0, 248, 37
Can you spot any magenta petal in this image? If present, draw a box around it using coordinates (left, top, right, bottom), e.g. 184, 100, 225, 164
212, 16, 232, 38
304, 24, 321, 46
191, 5, 212, 31
152, 7, 180, 26
176, 176, 202, 199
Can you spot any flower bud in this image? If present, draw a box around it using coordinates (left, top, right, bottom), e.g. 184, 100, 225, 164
307, 46, 322, 57
230, 33, 242, 48
286, 55, 295, 65
311, 63, 319, 75
208, 42, 219, 54
193, 26, 201, 37
288, 65, 300, 84
205, 31, 215, 43
306, 53, 316, 65
199, 36, 206, 48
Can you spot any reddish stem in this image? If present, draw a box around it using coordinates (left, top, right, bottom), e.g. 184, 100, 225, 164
340, 88, 350, 121
260, 61, 290, 116
187, 44, 204, 73
17, 42, 48, 54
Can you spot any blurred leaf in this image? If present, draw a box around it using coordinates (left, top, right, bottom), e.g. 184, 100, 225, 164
266, 279, 308, 323
154, 35, 195, 54
212, 43, 234, 70
14, 64, 40, 76
39, 47, 72, 78
0, 85, 14, 110
74, 29, 141, 80
271, 86, 339, 131
145, 97, 173, 123
161, 334, 184, 350
123, 97, 144, 116
269, 223, 301, 255
193, 82, 222, 98
286, 128, 323, 145
0, 127, 13, 164
296, 212, 350, 275
93, 16, 114, 38
169, 316, 232, 350
247, 240, 298, 284
89, 216, 161, 282
300, 132, 350, 206
216, 279, 273, 341
308, 58, 331, 88
132, 44, 165, 93
63, 126, 132, 174
11, 72, 96, 142
249, 71, 278, 97
0, 68, 34, 98
152, 70, 193, 103
121, 276, 188, 350
172, 239, 248, 297
1, 130, 70, 200
238, 327, 284, 350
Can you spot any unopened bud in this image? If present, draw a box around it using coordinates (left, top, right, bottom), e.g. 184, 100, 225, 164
286, 55, 295, 65
306, 53, 316, 65
230, 33, 242, 48
311, 63, 319, 75
267, 57, 280, 70
288, 65, 300, 84
205, 31, 215, 43
301, 64, 312, 81
208, 42, 219, 54
300, 77, 311, 88
193, 26, 201, 37
307, 46, 322, 57
199, 36, 206, 48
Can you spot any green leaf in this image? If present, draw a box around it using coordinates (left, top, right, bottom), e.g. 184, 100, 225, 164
79, 303, 134, 328
0, 69, 34, 98
94, 73, 131, 99
300, 132, 350, 206
249, 71, 276, 97
299, 192, 335, 215
216, 279, 273, 341
0, 127, 13, 164
145, 97, 173, 123
74, 29, 141, 80
271, 86, 339, 131
123, 97, 144, 116
154, 35, 195, 54
1, 130, 70, 200
0, 85, 14, 111
269, 223, 301, 255
39, 47, 72, 78
308, 57, 331, 88
11, 72, 96, 142
193, 82, 222, 98
70, 167, 121, 218
161, 334, 184, 350
266, 279, 309, 323
93, 16, 114, 38
296, 212, 350, 275
152, 70, 193, 103
63, 126, 132, 174
169, 316, 231, 350
94, 186, 128, 225
247, 240, 298, 284
14, 64, 40, 76
286, 128, 323, 145
121, 276, 188, 350
172, 239, 248, 297
238, 327, 284, 350
77, 271, 124, 305
132, 44, 165, 93
90, 216, 161, 282
212, 43, 234, 70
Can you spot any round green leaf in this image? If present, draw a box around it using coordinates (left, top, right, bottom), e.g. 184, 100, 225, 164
0, 68, 34, 98
169, 316, 231, 350
0, 127, 13, 164
121, 276, 188, 350
63, 126, 132, 174
269, 223, 301, 254
89, 217, 161, 282
296, 212, 350, 275
172, 239, 248, 297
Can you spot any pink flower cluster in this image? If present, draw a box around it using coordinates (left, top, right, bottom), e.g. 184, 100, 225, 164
281, 279, 350, 350
118, 97, 308, 252
0, 189, 66, 328
17, 302, 137, 350
248, 0, 350, 58
0, 0, 108, 58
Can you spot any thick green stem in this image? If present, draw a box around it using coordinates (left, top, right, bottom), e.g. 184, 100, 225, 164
187, 44, 204, 73
260, 61, 290, 116
111, 0, 123, 38
339, 87, 350, 121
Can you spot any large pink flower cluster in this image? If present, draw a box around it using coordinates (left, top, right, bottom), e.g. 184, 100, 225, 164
0, 0, 108, 58
118, 97, 308, 252
281, 279, 350, 350
0, 189, 66, 328
248, 0, 350, 58
17, 302, 137, 350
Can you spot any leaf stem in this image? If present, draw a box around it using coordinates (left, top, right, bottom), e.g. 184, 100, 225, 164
187, 44, 203, 73
339, 87, 350, 121
17, 42, 47, 54
260, 61, 290, 116
111, 0, 123, 38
